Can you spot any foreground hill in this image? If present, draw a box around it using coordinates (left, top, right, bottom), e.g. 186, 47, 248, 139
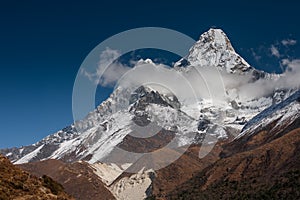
19, 159, 115, 200
0, 154, 73, 200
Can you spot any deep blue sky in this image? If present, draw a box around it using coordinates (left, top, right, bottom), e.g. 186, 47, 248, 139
0, 0, 299, 148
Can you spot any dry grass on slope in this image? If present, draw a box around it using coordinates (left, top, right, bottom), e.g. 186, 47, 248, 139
0, 154, 74, 200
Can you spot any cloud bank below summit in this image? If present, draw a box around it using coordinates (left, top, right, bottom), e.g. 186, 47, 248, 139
81, 48, 300, 104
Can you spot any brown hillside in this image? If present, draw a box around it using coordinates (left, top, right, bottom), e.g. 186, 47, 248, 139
166, 127, 300, 199
19, 159, 115, 200
0, 154, 73, 200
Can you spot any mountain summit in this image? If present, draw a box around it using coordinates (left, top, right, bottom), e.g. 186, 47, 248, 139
176, 28, 251, 73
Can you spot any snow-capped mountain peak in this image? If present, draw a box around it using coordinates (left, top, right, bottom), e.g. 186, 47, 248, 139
176, 28, 251, 74
198, 28, 235, 51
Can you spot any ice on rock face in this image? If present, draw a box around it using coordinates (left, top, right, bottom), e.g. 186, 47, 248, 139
239, 90, 300, 137
176, 28, 250, 74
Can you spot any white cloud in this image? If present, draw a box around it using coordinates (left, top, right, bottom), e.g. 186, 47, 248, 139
115, 62, 227, 104
281, 39, 297, 46
81, 48, 300, 105
236, 59, 300, 100
280, 59, 300, 87
116, 59, 300, 103
250, 48, 261, 62
81, 48, 131, 87
270, 45, 280, 58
